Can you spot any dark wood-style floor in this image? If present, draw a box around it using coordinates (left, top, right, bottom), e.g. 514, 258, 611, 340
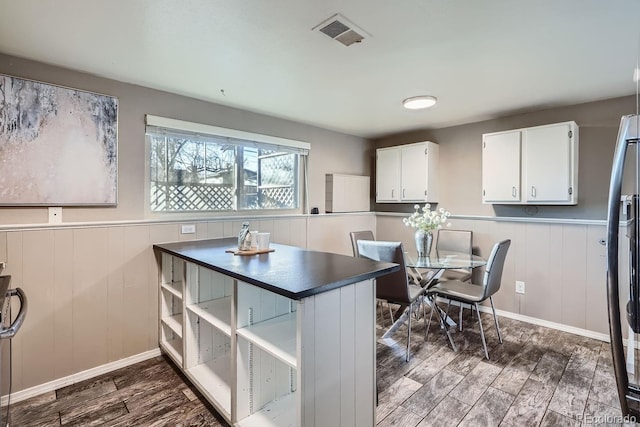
9, 304, 634, 426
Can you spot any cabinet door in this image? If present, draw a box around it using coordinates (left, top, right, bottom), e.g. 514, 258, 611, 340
376, 148, 401, 202
523, 123, 573, 203
401, 143, 428, 201
482, 131, 521, 203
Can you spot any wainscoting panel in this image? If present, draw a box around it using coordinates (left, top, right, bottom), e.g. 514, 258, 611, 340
524, 223, 556, 324
122, 226, 153, 359
307, 214, 376, 256
107, 226, 125, 363
0, 213, 621, 400
22, 230, 56, 391
53, 229, 75, 379
586, 225, 608, 335
73, 228, 110, 374
560, 225, 589, 328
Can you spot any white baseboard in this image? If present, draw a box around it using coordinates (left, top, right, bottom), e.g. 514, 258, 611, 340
484, 305, 610, 342
442, 299, 611, 343
1, 348, 162, 405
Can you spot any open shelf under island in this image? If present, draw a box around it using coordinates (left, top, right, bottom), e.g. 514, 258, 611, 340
154, 237, 398, 427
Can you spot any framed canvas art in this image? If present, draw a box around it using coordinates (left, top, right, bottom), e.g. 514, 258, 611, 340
0, 74, 118, 205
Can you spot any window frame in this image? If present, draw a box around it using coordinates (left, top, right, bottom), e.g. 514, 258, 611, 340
145, 115, 309, 215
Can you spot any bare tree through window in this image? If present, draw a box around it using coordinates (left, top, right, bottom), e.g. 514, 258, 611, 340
148, 132, 299, 212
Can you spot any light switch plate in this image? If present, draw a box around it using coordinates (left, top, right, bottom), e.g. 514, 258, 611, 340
515, 281, 525, 294
48, 207, 62, 224
181, 224, 196, 234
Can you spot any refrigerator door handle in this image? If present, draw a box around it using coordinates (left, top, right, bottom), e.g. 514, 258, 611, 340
607, 115, 637, 416
0, 288, 27, 340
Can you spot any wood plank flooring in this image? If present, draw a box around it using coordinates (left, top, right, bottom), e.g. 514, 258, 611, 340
8, 305, 636, 426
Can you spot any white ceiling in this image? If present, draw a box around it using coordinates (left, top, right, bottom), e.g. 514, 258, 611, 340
1, 0, 640, 139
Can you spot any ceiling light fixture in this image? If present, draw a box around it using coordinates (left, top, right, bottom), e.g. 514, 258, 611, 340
403, 95, 437, 110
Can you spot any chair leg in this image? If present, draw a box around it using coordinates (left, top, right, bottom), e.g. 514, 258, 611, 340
459, 302, 464, 332
490, 297, 503, 343
475, 302, 489, 360
426, 297, 435, 340
445, 299, 452, 320
406, 303, 413, 362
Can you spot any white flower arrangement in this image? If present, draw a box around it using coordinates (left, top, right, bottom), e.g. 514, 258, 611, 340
402, 204, 451, 233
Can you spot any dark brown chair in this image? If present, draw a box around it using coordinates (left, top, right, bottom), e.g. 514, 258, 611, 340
357, 240, 427, 362
426, 239, 511, 360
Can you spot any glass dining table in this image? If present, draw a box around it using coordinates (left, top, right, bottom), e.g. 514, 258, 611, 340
381, 249, 487, 352
404, 250, 487, 271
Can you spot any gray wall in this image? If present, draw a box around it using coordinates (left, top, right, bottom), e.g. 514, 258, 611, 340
0, 53, 376, 396
0, 53, 371, 224
373, 96, 636, 220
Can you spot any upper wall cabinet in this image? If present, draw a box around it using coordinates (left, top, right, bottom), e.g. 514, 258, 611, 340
482, 121, 578, 205
376, 141, 439, 203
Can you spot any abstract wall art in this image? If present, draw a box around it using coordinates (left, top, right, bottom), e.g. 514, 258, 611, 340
0, 74, 118, 205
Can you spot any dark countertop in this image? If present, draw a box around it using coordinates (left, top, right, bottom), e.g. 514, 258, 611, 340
154, 238, 399, 300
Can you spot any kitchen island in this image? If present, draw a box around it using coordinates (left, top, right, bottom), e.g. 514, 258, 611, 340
154, 237, 398, 427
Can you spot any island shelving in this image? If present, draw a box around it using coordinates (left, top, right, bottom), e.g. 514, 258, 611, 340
154, 237, 398, 427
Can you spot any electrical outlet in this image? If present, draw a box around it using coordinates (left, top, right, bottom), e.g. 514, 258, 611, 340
48, 207, 62, 224
515, 281, 525, 294
181, 224, 196, 234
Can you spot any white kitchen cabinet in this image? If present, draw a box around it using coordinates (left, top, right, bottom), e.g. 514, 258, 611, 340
481, 131, 521, 203
376, 141, 439, 203
482, 121, 578, 205
375, 147, 401, 202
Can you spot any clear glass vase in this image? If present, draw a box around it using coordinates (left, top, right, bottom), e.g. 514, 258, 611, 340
414, 229, 433, 258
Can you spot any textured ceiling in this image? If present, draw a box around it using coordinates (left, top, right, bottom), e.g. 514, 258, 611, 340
1, 0, 640, 138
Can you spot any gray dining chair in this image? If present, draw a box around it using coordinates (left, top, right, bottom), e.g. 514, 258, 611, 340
357, 240, 428, 362
426, 239, 511, 360
349, 230, 375, 258
350, 230, 395, 326
435, 229, 473, 283
433, 229, 474, 329
350, 230, 428, 329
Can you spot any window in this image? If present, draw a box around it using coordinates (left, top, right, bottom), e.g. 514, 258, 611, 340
146, 115, 309, 213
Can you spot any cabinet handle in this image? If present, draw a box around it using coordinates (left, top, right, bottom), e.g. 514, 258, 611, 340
403, 189, 406, 198
531, 186, 536, 198
512, 187, 516, 198
391, 189, 394, 198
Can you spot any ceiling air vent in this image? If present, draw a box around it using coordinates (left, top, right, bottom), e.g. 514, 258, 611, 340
313, 13, 370, 47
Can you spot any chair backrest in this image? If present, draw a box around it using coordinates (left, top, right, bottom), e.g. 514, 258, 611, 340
436, 229, 472, 255
481, 239, 511, 299
357, 240, 411, 304
350, 230, 375, 257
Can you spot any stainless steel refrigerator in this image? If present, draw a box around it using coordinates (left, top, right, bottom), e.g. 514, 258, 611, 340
607, 114, 640, 417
